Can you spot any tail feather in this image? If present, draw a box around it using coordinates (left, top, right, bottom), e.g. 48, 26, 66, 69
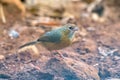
19, 41, 37, 49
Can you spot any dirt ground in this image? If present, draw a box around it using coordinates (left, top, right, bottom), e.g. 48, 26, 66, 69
0, 1, 120, 80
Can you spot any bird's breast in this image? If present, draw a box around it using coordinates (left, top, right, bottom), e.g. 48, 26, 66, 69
41, 36, 72, 50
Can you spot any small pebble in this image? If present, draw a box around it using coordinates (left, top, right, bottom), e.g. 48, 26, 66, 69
0, 55, 5, 60
8, 29, 19, 39
113, 56, 120, 61
87, 27, 95, 31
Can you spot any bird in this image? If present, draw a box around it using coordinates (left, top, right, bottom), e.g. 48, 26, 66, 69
19, 24, 78, 52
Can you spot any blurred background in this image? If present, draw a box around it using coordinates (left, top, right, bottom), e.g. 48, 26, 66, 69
0, 0, 120, 80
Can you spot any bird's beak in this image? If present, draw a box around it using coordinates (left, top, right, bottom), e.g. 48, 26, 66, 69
73, 27, 79, 31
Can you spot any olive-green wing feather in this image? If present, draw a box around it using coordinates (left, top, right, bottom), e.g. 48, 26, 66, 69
37, 30, 61, 43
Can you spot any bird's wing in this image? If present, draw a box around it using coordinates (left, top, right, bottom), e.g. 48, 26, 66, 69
37, 30, 61, 43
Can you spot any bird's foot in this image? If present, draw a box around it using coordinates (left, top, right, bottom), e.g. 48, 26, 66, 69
52, 50, 64, 59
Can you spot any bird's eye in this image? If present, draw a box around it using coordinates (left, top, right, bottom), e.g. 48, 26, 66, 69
69, 26, 74, 30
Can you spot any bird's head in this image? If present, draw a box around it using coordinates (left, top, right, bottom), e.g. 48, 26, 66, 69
61, 24, 78, 39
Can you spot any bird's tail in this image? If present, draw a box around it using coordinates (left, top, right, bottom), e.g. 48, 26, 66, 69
19, 41, 37, 49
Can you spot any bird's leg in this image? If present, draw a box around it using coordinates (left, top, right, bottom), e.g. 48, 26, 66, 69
52, 50, 64, 58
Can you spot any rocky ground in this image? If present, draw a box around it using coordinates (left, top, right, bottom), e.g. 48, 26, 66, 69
0, 1, 120, 80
